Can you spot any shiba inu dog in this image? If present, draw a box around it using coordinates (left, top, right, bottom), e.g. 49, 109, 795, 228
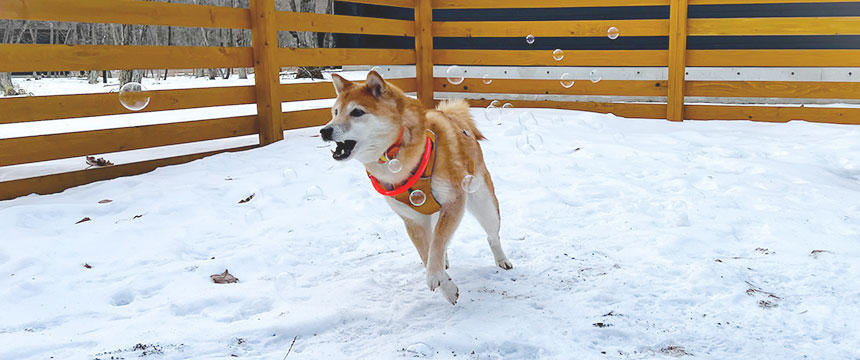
320, 71, 512, 305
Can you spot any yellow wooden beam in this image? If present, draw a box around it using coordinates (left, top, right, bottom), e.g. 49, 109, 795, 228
667, 0, 688, 121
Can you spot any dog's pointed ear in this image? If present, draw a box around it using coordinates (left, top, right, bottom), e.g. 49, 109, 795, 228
366, 70, 387, 98
331, 74, 353, 95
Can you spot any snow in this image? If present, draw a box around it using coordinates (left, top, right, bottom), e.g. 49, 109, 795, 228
2, 106, 860, 359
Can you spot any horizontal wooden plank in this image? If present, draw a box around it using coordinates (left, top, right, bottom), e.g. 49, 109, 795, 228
432, 0, 670, 9
0, 0, 251, 29
278, 48, 416, 67
0, 86, 256, 124
0, 116, 259, 167
0, 145, 257, 201
686, 81, 860, 99
685, 105, 860, 124
435, 78, 669, 96
281, 78, 417, 102
283, 108, 331, 130
463, 99, 667, 119
336, 0, 415, 8
434, 50, 668, 66
689, 17, 860, 36
276, 11, 414, 36
687, 50, 860, 67
0, 44, 253, 72
689, 0, 858, 4
433, 19, 668, 37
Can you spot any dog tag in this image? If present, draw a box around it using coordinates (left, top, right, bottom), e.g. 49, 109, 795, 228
409, 189, 426, 206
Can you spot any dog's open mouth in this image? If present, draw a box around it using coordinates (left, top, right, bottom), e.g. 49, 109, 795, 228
332, 140, 357, 161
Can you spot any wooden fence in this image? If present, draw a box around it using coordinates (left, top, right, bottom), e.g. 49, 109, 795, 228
1, 0, 858, 200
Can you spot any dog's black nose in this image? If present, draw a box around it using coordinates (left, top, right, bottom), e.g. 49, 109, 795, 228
320, 127, 333, 141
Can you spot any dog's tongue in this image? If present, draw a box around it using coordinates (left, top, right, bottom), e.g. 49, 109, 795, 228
332, 140, 356, 160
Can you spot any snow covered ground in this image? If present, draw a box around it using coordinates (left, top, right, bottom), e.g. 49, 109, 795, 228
1, 107, 859, 359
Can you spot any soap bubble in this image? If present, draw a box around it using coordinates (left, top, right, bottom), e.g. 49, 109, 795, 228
516, 133, 544, 154
526, 34, 535, 44
552, 49, 565, 61
589, 69, 602, 83
560, 73, 575, 88
274, 272, 296, 296
282, 168, 298, 182
501, 103, 514, 119
518, 112, 538, 130
485, 100, 502, 122
119, 82, 150, 111
387, 158, 403, 173
304, 185, 324, 201
482, 74, 493, 85
409, 189, 426, 206
446, 65, 464, 85
607, 27, 620, 40
461, 175, 479, 193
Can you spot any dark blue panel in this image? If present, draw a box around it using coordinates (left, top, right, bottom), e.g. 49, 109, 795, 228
688, 35, 860, 49
333, 34, 415, 49
433, 6, 669, 21
688, 2, 860, 18
434, 36, 668, 50
333, 1, 413, 20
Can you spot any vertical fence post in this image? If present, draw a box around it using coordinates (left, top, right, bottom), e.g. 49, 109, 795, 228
414, 0, 434, 108
250, 0, 284, 145
667, 0, 688, 121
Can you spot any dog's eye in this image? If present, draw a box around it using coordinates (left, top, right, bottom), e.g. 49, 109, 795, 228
350, 109, 365, 117
334, 108, 338, 116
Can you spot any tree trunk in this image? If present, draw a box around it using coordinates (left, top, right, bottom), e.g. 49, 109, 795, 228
0, 72, 16, 96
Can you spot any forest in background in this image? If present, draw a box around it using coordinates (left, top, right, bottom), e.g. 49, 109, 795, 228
1, 0, 335, 95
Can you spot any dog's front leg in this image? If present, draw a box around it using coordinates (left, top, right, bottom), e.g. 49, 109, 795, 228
426, 193, 465, 305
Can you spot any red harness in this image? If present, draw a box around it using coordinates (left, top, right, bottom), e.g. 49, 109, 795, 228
368, 134, 433, 196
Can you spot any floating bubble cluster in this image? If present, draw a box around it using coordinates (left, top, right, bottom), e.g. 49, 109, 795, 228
119, 82, 150, 111
446, 65, 464, 85
560, 73, 575, 88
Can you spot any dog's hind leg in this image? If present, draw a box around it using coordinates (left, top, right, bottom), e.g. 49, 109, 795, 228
467, 172, 513, 270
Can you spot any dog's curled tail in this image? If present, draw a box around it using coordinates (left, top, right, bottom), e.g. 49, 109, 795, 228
437, 98, 486, 140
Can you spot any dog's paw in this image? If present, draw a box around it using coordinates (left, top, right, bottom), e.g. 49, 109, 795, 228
426, 270, 445, 291
427, 270, 459, 305
440, 279, 459, 305
496, 257, 513, 270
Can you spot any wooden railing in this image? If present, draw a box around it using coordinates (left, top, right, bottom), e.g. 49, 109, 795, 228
431, 0, 860, 123
1, 0, 858, 200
